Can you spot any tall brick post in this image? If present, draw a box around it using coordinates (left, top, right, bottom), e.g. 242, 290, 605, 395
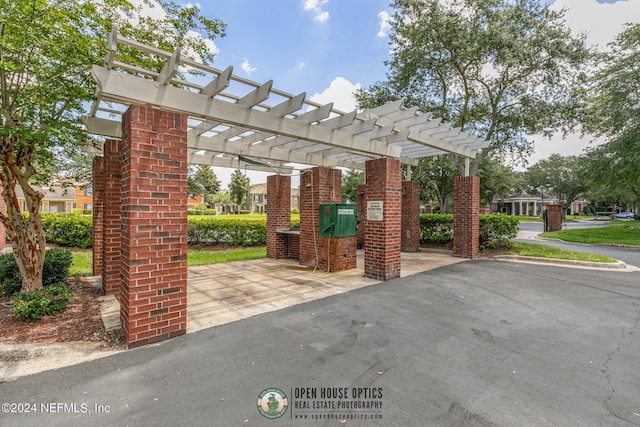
266, 174, 291, 259
102, 139, 121, 296
119, 105, 188, 349
0, 186, 6, 252
453, 175, 480, 259
356, 184, 366, 249
92, 156, 105, 276
299, 167, 356, 272
545, 204, 563, 232
364, 158, 402, 280
402, 181, 420, 252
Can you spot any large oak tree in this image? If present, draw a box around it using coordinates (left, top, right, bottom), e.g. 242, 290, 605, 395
356, 0, 593, 174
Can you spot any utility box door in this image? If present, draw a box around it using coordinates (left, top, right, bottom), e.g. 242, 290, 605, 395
319, 204, 357, 237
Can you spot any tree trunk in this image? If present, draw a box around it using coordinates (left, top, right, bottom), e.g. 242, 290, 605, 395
0, 156, 46, 293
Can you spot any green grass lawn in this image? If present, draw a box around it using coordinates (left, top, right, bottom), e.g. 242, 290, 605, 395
540, 224, 640, 246
187, 247, 266, 266
69, 247, 268, 276
507, 241, 617, 263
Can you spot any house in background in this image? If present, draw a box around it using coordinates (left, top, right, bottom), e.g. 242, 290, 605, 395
493, 193, 588, 216
15, 185, 76, 213
245, 183, 299, 214
75, 184, 93, 211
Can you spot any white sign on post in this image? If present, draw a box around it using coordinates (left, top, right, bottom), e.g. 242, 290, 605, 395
367, 201, 384, 221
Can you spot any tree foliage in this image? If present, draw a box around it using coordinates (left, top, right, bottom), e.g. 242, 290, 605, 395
478, 157, 523, 206
228, 169, 250, 212
188, 165, 221, 205
411, 155, 457, 211
0, 0, 224, 291
341, 169, 364, 203
356, 0, 592, 174
582, 24, 640, 212
525, 154, 586, 215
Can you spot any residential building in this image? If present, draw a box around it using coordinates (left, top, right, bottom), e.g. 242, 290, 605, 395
492, 192, 588, 216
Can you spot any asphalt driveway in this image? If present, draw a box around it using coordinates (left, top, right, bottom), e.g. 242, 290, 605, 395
1, 260, 639, 426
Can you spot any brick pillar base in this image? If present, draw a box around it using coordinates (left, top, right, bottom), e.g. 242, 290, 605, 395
364, 158, 401, 280
453, 176, 480, 259
299, 167, 355, 272
92, 157, 105, 276
266, 175, 291, 259
545, 204, 562, 232
402, 181, 420, 252
102, 139, 121, 297
120, 105, 188, 349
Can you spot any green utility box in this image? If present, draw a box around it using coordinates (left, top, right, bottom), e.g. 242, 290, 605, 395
319, 204, 357, 238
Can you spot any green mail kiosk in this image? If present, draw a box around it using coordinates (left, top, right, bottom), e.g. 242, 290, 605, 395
319, 204, 357, 238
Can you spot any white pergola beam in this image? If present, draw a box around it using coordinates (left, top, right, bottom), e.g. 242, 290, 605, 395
200, 66, 233, 97
92, 66, 402, 159
187, 152, 294, 174
157, 48, 181, 85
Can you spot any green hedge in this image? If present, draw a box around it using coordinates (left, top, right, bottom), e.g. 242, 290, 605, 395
187, 216, 267, 246
187, 209, 217, 215
0, 248, 73, 296
41, 213, 93, 248
420, 213, 519, 247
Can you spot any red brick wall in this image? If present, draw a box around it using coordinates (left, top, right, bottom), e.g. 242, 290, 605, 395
266, 175, 291, 259
479, 205, 490, 215
364, 158, 401, 280
546, 204, 562, 232
92, 156, 105, 276
288, 234, 300, 260
356, 184, 366, 249
402, 181, 420, 252
299, 167, 356, 272
102, 139, 121, 296
119, 105, 188, 349
423, 205, 435, 213
453, 176, 480, 259
0, 185, 5, 251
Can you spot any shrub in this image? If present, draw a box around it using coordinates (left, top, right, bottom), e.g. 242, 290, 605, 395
0, 253, 22, 296
291, 208, 300, 214
187, 209, 217, 215
187, 216, 267, 246
479, 214, 519, 247
10, 283, 73, 320
0, 248, 73, 296
42, 248, 73, 286
41, 213, 93, 248
419, 213, 519, 247
420, 214, 454, 244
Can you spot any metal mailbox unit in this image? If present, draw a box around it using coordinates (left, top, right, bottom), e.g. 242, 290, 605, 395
319, 204, 357, 238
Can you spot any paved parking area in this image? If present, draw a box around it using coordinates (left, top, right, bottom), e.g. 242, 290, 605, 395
2, 259, 639, 426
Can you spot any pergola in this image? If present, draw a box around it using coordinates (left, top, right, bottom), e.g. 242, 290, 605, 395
85, 28, 489, 348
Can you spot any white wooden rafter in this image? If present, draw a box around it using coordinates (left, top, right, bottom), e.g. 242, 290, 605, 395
85, 30, 488, 173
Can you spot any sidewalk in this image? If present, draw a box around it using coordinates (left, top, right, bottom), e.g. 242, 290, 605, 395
2, 250, 466, 381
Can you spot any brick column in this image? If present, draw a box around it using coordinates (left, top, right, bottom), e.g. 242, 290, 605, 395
545, 204, 562, 232
0, 186, 5, 252
266, 174, 291, 259
102, 139, 121, 296
120, 105, 188, 349
453, 175, 480, 259
364, 158, 401, 280
402, 181, 420, 252
299, 167, 355, 272
92, 156, 105, 276
356, 184, 366, 249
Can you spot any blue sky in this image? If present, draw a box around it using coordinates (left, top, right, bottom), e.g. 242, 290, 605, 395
185, 0, 639, 185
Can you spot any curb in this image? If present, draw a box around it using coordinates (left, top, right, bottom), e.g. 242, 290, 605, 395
494, 255, 636, 271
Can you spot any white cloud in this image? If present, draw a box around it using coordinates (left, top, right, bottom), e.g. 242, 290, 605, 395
241, 58, 257, 75
377, 11, 392, 38
303, 0, 330, 23
310, 77, 362, 112
551, 0, 640, 49
297, 61, 305, 70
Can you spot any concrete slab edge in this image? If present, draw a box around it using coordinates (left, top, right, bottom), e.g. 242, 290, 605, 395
494, 255, 638, 271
